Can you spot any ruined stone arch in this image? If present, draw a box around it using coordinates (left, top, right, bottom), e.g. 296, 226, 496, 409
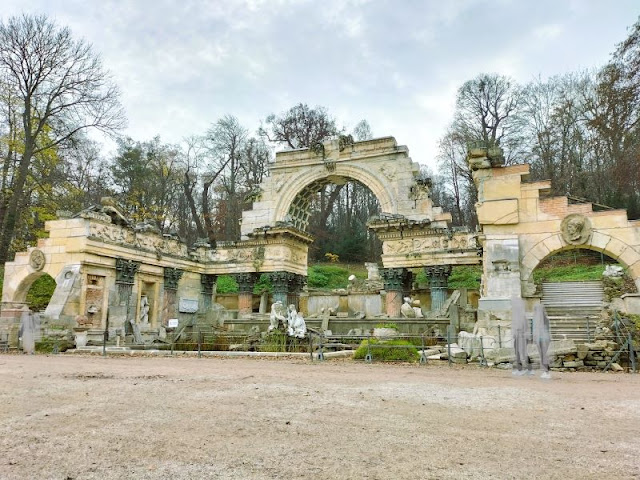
275, 163, 394, 232
1, 248, 66, 305
11, 271, 51, 304
240, 137, 449, 239
520, 232, 640, 294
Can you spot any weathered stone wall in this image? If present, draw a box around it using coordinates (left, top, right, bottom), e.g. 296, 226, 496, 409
473, 162, 640, 324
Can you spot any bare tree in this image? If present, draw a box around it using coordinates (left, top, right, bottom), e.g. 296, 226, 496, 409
454, 73, 524, 163
352, 119, 373, 141
259, 103, 339, 149
0, 14, 125, 262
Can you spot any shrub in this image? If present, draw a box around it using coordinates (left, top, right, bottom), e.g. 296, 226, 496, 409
216, 275, 238, 294
26, 274, 56, 311
353, 338, 419, 362
35, 337, 71, 353
253, 273, 272, 294
415, 265, 481, 290
307, 265, 366, 290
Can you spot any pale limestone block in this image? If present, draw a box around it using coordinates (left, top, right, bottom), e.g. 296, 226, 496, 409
589, 212, 631, 229
524, 241, 551, 262
601, 227, 640, 249
603, 237, 628, 259
476, 199, 519, 225
512, 220, 562, 235
521, 255, 539, 273
482, 176, 522, 201
628, 260, 640, 279
589, 231, 610, 252
618, 246, 640, 269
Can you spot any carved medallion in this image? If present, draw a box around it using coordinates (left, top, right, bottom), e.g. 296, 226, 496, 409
29, 249, 46, 271
561, 214, 591, 245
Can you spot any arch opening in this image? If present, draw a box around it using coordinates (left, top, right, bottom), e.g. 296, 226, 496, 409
16, 272, 56, 310
287, 177, 382, 264
525, 244, 639, 298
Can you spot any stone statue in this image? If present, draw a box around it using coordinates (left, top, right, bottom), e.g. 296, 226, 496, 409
400, 297, 416, 318
412, 299, 424, 318
139, 295, 150, 324
269, 301, 287, 331
287, 307, 307, 338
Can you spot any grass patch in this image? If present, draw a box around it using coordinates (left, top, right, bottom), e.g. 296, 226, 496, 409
533, 264, 609, 283
353, 338, 419, 362
307, 264, 367, 289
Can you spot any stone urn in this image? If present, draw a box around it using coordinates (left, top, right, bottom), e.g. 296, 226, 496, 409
73, 327, 89, 348
373, 327, 397, 339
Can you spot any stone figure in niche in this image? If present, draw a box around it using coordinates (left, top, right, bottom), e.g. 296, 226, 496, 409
561, 214, 591, 245
269, 301, 287, 331
400, 297, 416, 318
139, 295, 150, 324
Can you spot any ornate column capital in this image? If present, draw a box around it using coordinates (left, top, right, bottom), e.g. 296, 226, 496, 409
234, 273, 258, 293
115, 258, 140, 284
164, 267, 184, 290
200, 274, 217, 295
381, 267, 411, 292
424, 265, 452, 288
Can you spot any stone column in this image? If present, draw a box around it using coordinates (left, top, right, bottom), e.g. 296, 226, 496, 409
381, 268, 411, 317
287, 274, 306, 311
163, 267, 184, 324
424, 265, 452, 312
267, 272, 306, 309
200, 274, 217, 311
115, 258, 140, 331
234, 273, 257, 316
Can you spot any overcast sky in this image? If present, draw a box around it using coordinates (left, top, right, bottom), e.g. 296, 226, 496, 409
2, 0, 638, 170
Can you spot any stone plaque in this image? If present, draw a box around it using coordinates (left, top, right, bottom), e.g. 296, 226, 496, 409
178, 298, 198, 313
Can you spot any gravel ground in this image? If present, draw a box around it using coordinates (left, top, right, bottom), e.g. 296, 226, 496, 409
1, 353, 639, 480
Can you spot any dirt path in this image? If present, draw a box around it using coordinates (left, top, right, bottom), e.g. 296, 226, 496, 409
1, 354, 639, 479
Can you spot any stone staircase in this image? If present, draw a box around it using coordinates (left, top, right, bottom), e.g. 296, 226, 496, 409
541, 282, 605, 342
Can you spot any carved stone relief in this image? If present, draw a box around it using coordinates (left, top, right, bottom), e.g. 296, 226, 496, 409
561, 214, 591, 245
29, 249, 46, 271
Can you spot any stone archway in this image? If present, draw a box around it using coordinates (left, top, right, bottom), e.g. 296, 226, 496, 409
472, 155, 640, 325
520, 232, 640, 295
240, 136, 451, 238
240, 136, 481, 315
